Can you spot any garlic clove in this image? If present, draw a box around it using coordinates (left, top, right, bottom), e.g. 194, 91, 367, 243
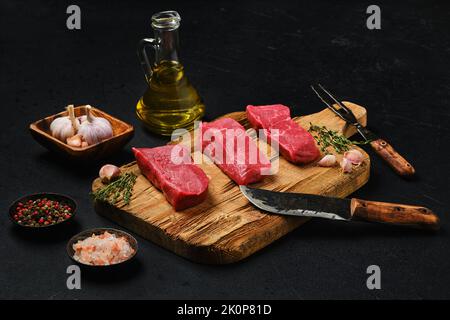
317, 154, 336, 167
340, 157, 353, 173
81, 141, 89, 148
66, 134, 82, 148
344, 149, 364, 166
99, 164, 121, 184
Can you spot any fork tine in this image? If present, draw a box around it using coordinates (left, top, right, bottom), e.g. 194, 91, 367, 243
317, 84, 351, 114
311, 85, 345, 120
311, 85, 336, 110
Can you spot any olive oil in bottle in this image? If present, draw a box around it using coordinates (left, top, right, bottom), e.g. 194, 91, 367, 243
136, 60, 205, 135
136, 11, 205, 135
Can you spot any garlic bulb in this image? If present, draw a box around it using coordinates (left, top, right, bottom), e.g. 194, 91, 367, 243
344, 149, 364, 166
50, 105, 78, 142
340, 157, 352, 173
318, 154, 336, 167
78, 105, 113, 145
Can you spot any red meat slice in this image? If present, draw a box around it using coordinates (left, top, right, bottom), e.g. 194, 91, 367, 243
247, 104, 291, 128
132, 145, 209, 211
246, 104, 320, 164
201, 118, 271, 185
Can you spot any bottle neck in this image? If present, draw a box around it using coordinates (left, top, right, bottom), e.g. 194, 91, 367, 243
153, 28, 180, 65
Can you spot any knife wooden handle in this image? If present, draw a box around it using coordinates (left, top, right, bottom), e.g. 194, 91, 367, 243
370, 139, 415, 177
350, 198, 440, 230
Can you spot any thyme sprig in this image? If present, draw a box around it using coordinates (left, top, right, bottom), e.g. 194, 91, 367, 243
91, 172, 137, 206
308, 123, 371, 154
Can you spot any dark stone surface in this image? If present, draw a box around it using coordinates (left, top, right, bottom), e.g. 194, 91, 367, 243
1, 0, 449, 299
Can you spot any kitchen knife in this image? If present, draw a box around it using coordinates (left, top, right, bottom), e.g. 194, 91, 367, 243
311, 84, 415, 177
240, 186, 440, 230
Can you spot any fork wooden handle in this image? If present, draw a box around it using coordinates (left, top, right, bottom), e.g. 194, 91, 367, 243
350, 198, 440, 230
370, 139, 415, 177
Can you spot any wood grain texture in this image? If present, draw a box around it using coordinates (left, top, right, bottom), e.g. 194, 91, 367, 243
350, 198, 440, 230
30, 106, 134, 162
92, 101, 370, 264
370, 138, 415, 177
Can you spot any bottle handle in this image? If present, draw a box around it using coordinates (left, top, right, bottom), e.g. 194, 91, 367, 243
137, 38, 158, 83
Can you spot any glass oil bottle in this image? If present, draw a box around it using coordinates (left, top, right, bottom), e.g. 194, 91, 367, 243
136, 11, 205, 135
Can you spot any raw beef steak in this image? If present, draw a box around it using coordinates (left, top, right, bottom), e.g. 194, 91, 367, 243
246, 104, 320, 164
200, 118, 271, 185
132, 145, 209, 211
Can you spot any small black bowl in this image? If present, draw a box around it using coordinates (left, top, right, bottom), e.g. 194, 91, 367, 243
66, 228, 138, 268
9, 193, 77, 229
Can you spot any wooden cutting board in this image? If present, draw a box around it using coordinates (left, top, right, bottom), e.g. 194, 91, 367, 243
92, 102, 370, 264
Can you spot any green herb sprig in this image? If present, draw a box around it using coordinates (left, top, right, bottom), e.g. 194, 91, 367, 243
308, 123, 371, 154
91, 172, 137, 206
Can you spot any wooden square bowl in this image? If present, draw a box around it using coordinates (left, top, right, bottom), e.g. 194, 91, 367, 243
30, 106, 134, 162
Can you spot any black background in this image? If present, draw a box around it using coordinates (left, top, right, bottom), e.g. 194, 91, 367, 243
1, 0, 449, 299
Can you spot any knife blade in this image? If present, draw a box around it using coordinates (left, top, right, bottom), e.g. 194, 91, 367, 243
240, 186, 440, 230
311, 84, 415, 177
